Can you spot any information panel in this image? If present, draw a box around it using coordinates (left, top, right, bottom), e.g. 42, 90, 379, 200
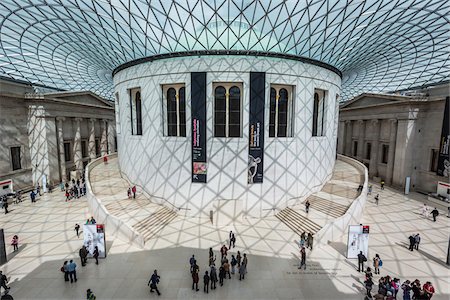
347, 225, 370, 259
191, 72, 207, 183
83, 224, 106, 258
437, 96, 449, 177
248, 72, 266, 184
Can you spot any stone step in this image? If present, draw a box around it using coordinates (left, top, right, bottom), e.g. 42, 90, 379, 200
132, 207, 178, 242
275, 207, 321, 236
302, 195, 349, 218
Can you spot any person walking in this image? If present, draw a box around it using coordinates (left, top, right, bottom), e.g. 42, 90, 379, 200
67, 259, 77, 283
103, 155, 108, 164
0, 271, 10, 292
414, 234, 421, 250
236, 251, 242, 268
37, 183, 41, 196
87, 289, 96, 300
364, 276, 374, 299
367, 185, 373, 195
11, 235, 18, 252
132, 185, 137, 199
374, 194, 379, 205
229, 231, 236, 248
230, 254, 237, 274
307, 233, 313, 250
357, 251, 367, 272
298, 246, 306, 270
203, 271, 210, 294
408, 234, 416, 251
239, 253, 247, 280
218, 265, 225, 286
380, 180, 385, 190
148, 270, 161, 296
189, 255, 196, 273
305, 200, 310, 213
191, 263, 199, 291
421, 203, 429, 217
220, 245, 228, 259
210, 264, 218, 290
372, 254, 381, 275
79, 246, 88, 266
431, 208, 439, 222
75, 223, 80, 238
223, 259, 231, 279
127, 187, 132, 199
93, 246, 99, 265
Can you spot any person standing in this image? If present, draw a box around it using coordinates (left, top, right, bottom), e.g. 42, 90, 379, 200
68, 259, 77, 283
423, 281, 435, 299
408, 234, 416, 251
220, 245, 228, 259
239, 253, 247, 280
401, 280, 412, 300
230, 254, 237, 274
75, 223, 80, 238
367, 185, 373, 195
93, 246, 99, 265
189, 255, 196, 273
203, 271, 210, 294
236, 251, 242, 268
148, 270, 161, 296
223, 259, 231, 279
127, 188, 132, 199
191, 263, 199, 291
132, 185, 137, 199
37, 183, 41, 196
374, 194, 379, 205
372, 254, 381, 275
3, 197, 8, 214
62, 261, 69, 282
364, 276, 374, 299
307, 233, 313, 250
380, 180, 385, 190
431, 208, 439, 222
305, 200, 310, 213
0, 271, 10, 292
298, 246, 306, 270
87, 288, 96, 300
210, 264, 217, 290
79, 246, 88, 266
218, 265, 225, 286
11, 235, 18, 252
229, 231, 236, 248
103, 155, 108, 164
357, 251, 367, 272
421, 203, 429, 217
414, 234, 421, 250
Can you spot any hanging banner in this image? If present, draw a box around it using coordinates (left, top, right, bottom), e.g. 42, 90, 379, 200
248, 72, 266, 184
437, 96, 449, 177
347, 225, 370, 259
83, 224, 106, 258
191, 72, 207, 183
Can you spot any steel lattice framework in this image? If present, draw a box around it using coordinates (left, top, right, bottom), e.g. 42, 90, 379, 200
0, 0, 448, 100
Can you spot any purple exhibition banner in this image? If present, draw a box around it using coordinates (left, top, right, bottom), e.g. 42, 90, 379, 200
191, 72, 207, 183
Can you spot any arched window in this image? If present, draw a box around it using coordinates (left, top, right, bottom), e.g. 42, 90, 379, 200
129, 88, 143, 136
214, 84, 242, 137
312, 89, 326, 137
163, 84, 186, 137
269, 85, 293, 137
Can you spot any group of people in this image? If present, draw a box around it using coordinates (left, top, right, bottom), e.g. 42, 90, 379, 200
299, 231, 314, 251
63, 178, 87, 201
85, 216, 97, 225
364, 271, 435, 300
408, 233, 421, 251
127, 186, 137, 199
420, 204, 440, 222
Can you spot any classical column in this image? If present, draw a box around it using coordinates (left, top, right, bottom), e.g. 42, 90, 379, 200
107, 120, 115, 154
344, 120, 353, 156
357, 120, 365, 161
386, 119, 398, 185
100, 119, 108, 156
73, 118, 83, 177
369, 119, 380, 178
56, 117, 67, 182
88, 119, 96, 160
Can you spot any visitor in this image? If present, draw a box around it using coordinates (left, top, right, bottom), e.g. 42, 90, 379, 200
423, 281, 435, 299
408, 234, 416, 251
372, 254, 381, 275
220, 245, 228, 259
37, 183, 41, 196
431, 208, 439, 222
93, 246, 99, 265
11, 235, 18, 252
230, 254, 237, 274
60, 182, 65, 192
210, 264, 217, 290
103, 155, 108, 164
367, 185, 372, 195
209, 248, 215, 266
68, 259, 77, 283
307, 232, 313, 250
421, 203, 428, 218
218, 265, 225, 286
380, 180, 385, 190
79, 246, 88, 266
30, 190, 36, 203
191, 263, 199, 291
411, 279, 421, 299
132, 185, 137, 199
298, 246, 306, 270
87, 288, 96, 300
305, 200, 310, 213
392, 278, 400, 298
236, 251, 241, 268
401, 280, 412, 300
75, 223, 80, 238
374, 194, 379, 205
364, 276, 374, 299
229, 231, 236, 248
223, 259, 231, 279
127, 187, 132, 199
189, 255, 196, 273
90, 216, 96, 224
357, 251, 367, 272
203, 271, 209, 294
3, 198, 8, 214
300, 232, 306, 248
0, 271, 10, 292
65, 190, 70, 202
86, 218, 90, 225
62, 261, 69, 282
239, 253, 248, 280
414, 233, 421, 250
148, 270, 161, 296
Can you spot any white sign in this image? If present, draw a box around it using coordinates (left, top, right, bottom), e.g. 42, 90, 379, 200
347, 225, 370, 259
83, 224, 106, 258
437, 181, 450, 199
0, 179, 13, 197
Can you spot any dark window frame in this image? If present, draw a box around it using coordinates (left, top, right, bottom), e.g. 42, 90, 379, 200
63, 141, 72, 162
381, 144, 389, 164
10, 146, 22, 171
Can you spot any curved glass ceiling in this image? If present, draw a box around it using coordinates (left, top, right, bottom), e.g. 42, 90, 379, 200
0, 0, 448, 101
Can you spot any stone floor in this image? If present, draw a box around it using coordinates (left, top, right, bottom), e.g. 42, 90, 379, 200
0, 172, 449, 299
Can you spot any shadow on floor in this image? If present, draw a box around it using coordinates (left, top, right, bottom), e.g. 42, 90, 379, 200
417, 249, 450, 269
329, 241, 347, 257
6, 244, 27, 262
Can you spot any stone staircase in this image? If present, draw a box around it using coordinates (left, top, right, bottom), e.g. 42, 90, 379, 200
132, 207, 178, 242
275, 207, 322, 236
302, 195, 349, 218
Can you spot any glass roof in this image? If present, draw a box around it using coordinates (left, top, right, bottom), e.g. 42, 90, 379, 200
0, 0, 448, 101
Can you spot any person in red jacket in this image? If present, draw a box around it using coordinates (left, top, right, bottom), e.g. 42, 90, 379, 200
131, 185, 137, 199
423, 281, 435, 299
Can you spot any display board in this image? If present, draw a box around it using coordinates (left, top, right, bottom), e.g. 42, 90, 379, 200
83, 224, 106, 258
191, 72, 207, 183
0, 179, 13, 197
437, 96, 449, 177
347, 225, 370, 259
248, 72, 266, 184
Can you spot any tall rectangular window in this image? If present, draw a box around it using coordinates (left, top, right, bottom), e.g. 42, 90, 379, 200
430, 149, 439, 172
95, 139, 100, 157
115, 93, 121, 134
130, 88, 142, 135
381, 144, 389, 164
312, 89, 327, 136
10, 146, 21, 171
81, 140, 87, 158
366, 142, 372, 159
353, 141, 358, 157
269, 85, 294, 137
64, 142, 72, 162
214, 83, 242, 137
163, 84, 186, 137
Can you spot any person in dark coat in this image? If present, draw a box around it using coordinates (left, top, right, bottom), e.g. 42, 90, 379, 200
431, 208, 439, 222
218, 265, 225, 286
203, 271, 210, 293
357, 251, 367, 272
75, 223, 80, 238
93, 246, 99, 265
191, 263, 199, 291
148, 270, 161, 296
408, 235, 416, 251
210, 264, 218, 290
79, 246, 88, 266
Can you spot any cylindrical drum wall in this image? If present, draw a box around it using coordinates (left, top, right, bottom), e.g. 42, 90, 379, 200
113, 55, 341, 218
